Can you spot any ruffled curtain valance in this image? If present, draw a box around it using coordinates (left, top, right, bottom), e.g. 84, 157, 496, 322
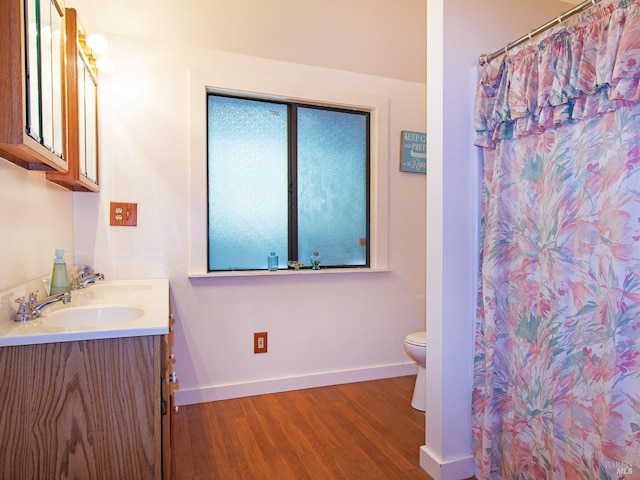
475, 0, 640, 148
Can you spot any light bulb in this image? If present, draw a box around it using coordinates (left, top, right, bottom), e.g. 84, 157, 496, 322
86, 34, 108, 57
96, 57, 115, 75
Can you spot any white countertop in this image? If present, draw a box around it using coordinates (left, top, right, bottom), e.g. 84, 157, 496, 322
0, 279, 169, 347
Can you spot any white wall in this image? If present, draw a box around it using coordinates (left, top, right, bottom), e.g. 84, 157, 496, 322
0, 161, 74, 292
66, 2, 427, 403
69, 0, 426, 84
423, 1, 572, 479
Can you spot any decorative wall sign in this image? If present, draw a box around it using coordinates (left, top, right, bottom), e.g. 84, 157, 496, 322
400, 130, 426, 173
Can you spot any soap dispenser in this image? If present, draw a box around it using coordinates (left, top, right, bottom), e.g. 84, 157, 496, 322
50, 249, 71, 295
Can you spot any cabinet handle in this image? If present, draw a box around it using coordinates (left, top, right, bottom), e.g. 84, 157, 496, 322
173, 405, 179, 413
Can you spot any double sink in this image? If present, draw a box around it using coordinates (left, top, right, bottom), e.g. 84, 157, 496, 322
0, 279, 169, 347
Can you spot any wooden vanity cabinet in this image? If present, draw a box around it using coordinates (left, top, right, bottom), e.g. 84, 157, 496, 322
0, 335, 173, 480
0, 0, 68, 172
47, 7, 99, 191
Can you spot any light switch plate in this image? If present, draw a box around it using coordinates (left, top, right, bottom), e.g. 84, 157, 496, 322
110, 202, 137, 226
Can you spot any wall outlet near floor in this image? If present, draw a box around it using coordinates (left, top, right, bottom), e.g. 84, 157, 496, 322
254, 332, 268, 354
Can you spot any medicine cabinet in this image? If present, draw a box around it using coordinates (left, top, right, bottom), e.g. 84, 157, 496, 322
47, 7, 99, 191
0, 0, 68, 172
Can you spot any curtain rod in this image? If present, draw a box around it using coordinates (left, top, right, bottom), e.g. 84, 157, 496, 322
479, 0, 601, 65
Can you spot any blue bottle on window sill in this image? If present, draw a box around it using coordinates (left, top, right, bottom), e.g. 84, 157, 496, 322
268, 252, 279, 271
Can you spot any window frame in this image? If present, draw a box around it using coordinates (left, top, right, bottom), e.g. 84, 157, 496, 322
188, 68, 390, 278
206, 92, 371, 272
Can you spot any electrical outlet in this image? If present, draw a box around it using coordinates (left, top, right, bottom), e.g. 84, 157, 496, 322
254, 332, 268, 354
110, 202, 138, 226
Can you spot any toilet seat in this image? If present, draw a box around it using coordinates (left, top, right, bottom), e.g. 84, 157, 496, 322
405, 331, 426, 347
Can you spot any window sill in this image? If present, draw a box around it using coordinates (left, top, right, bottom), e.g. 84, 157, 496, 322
188, 267, 391, 279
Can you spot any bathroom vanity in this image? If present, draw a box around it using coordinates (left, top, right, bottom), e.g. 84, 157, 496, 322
0, 279, 174, 480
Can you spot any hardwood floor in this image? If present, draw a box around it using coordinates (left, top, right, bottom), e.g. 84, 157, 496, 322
172, 375, 433, 480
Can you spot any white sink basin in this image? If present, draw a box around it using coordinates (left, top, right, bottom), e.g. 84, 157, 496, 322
89, 283, 153, 293
43, 305, 145, 329
0, 278, 169, 347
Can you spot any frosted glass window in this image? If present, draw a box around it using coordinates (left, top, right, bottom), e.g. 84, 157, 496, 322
297, 107, 368, 266
207, 96, 289, 271
207, 93, 370, 271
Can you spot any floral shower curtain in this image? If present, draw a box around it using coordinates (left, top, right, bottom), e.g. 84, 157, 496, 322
473, 1, 640, 479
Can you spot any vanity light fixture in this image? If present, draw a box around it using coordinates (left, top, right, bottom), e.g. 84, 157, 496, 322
85, 33, 115, 74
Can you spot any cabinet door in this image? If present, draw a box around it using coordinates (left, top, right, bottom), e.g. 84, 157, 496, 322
162, 318, 177, 480
37, 0, 65, 156
47, 7, 100, 191
0, 0, 68, 171
24, 0, 41, 144
0, 336, 162, 479
80, 64, 98, 183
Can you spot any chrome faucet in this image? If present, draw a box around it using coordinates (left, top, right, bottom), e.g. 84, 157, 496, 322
13, 291, 72, 322
71, 272, 104, 290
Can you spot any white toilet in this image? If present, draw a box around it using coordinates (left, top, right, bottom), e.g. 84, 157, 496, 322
404, 331, 426, 411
